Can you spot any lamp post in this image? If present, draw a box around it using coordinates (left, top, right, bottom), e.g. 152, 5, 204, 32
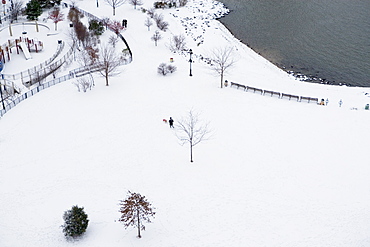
188, 49, 193, 76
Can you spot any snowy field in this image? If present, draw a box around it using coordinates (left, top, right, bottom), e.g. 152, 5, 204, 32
1, 0, 370, 246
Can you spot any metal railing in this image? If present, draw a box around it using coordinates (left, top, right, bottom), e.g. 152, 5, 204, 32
0, 73, 73, 117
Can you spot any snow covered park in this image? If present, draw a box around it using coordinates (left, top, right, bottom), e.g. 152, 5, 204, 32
1, 0, 370, 246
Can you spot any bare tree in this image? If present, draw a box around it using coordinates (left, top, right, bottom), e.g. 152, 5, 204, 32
153, 13, 163, 25
151, 30, 162, 46
74, 21, 90, 47
97, 44, 124, 86
144, 17, 153, 31
104, 0, 126, 16
73, 75, 94, 92
9, 0, 24, 22
169, 34, 186, 52
210, 47, 236, 88
175, 109, 212, 162
154, 14, 169, 31
118, 191, 155, 238
146, 8, 156, 18
108, 20, 124, 34
108, 34, 119, 48
157, 20, 169, 31
48, 7, 64, 31
129, 0, 143, 9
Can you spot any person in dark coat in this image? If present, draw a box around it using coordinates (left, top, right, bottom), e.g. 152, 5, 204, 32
169, 117, 174, 128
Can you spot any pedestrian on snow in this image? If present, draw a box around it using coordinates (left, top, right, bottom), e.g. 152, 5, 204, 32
325, 98, 329, 106
169, 117, 174, 128
339, 99, 343, 107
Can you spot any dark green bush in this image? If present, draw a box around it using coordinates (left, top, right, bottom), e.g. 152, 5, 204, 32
62, 205, 89, 239
89, 19, 105, 36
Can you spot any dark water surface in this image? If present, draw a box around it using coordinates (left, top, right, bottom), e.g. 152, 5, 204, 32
218, 0, 370, 87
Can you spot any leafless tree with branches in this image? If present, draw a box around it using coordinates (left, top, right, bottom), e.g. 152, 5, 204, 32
97, 44, 124, 86
210, 47, 236, 88
9, 0, 24, 22
104, 0, 126, 16
144, 17, 153, 31
151, 30, 162, 46
175, 109, 212, 162
73, 75, 94, 92
169, 34, 186, 53
108, 34, 119, 47
48, 7, 64, 31
129, 0, 143, 9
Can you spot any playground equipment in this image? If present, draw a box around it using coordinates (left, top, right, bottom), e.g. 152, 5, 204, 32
0, 37, 44, 64
15, 37, 44, 60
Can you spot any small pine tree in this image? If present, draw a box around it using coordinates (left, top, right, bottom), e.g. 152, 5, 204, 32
118, 191, 155, 238
62, 205, 89, 239
25, 0, 42, 20
89, 19, 105, 36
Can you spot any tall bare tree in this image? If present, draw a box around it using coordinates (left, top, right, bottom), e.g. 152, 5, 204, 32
104, 0, 126, 16
144, 17, 153, 31
210, 47, 236, 88
97, 44, 124, 86
9, 0, 24, 22
175, 109, 212, 163
129, 0, 143, 9
118, 191, 155, 238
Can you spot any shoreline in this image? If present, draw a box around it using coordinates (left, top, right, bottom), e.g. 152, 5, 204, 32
216, 0, 356, 88
173, 0, 370, 108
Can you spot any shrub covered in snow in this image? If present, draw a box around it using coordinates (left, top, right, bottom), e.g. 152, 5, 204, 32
157, 63, 177, 75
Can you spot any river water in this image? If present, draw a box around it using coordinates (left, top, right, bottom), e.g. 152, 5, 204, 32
218, 0, 370, 87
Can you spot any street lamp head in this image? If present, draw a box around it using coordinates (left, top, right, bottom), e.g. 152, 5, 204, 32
189, 49, 193, 55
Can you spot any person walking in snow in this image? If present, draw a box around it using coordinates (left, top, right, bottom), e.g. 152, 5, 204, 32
169, 117, 174, 128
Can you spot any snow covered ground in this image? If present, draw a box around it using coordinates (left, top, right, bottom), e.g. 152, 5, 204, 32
1, 0, 370, 246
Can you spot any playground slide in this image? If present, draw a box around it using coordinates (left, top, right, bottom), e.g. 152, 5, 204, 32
19, 42, 32, 60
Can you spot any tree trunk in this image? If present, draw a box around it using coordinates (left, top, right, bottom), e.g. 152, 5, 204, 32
220, 72, 224, 88
190, 143, 193, 162
113, 7, 116, 16
137, 210, 141, 238
105, 74, 109, 86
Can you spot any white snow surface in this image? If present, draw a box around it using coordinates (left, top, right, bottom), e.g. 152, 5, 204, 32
1, 0, 370, 246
